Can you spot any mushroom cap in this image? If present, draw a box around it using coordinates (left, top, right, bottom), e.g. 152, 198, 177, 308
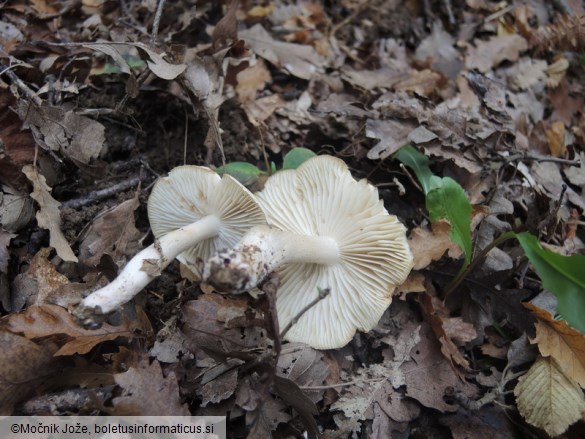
148, 165, 266, 275
257, 156, 413, 349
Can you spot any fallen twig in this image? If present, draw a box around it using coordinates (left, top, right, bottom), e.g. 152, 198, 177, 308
0, 63, 42, 106
151, 0, 167, 47
60, 176, 142, 210
279, 287, 331, 340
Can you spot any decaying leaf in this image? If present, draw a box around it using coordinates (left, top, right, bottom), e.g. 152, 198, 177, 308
340, 66, 406, 91
545, 58, 569, 88
235, 59, 284, 124
394, 69, 444, 96
332, 325, 422, 425
113, 356, 190, 415
199, 366, 239, 407
212, 0, 239, 50
546, 121, 566, 157
236, 59, 271, 102
78, 195, 141, 267
466, 35, 528, 72
181, 294, 268, 356
0, 231, 15, 274
395, 271, 426, 296
277, 343, 331, 403
525, 303, 585, 388
440, 406, 517, 439
0, 185, 35, 232
23, 165, 78, 262
3, 303, 148, 356
149, 327, 192, 364
0, 331, 61, 415
414, 22, 462, 79
514, 356, 585, 437
402, 323, 478, 412
239, 24, 325, 80
420, 292, 474, 371
183, 51, 230, 162
408, 220, 463, 270
245, 396, 291, 438
12, 247, 69, 308
19, 102, 105, 164
273, 376, 319, 439
366, 118, 417, 160
531, 161, 585, 212
564, 152, 585, 187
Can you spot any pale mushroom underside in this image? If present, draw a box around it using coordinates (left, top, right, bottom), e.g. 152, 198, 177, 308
257, 156, 413, 349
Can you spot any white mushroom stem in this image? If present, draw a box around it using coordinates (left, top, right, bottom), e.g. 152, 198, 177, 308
80, 215, 222, 314
203, 225, 341, 293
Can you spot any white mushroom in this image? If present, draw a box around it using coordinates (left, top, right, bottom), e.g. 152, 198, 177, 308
203, 156, 414, 349
77, 165, 265, 316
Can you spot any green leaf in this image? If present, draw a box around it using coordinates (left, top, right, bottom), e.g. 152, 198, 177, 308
94, 56, 146, 75
516, 232, 585, 333
394, 145, 473, 266
426, 177, 473, 266
216, 162, 265, 187
282, 147, 317, 170
393, 145, 435, 194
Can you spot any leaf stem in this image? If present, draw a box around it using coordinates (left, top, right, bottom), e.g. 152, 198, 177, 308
443, 231, 517, 299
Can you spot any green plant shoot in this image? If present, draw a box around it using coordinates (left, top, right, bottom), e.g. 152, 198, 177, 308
283, 147, 317, 170
516, 232, 585, 333
216, 162, 266, 187
394, 145, 473, 266
217, 147, 317, 186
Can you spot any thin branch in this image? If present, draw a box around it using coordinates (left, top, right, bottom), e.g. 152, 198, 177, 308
442, 0, 455, 25
484, 5, 514, 22
183, 106, 188, 165
330, 1, 368, 38
0, 63, 42, 106
399, 163, 424, 193
60, 176, 142, 210
503, 152, 581, 166
151, 0, 167, 47
279, 287, 331, 340
301, 377, 385, 391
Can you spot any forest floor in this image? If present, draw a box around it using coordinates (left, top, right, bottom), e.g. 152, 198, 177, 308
1, 1, 585, 438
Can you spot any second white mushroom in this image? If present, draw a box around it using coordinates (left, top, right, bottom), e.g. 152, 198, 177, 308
77, 165, 265, 317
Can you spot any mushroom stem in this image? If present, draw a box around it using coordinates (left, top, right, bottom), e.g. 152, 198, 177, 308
80, 214, 221, 314
203, 225, 341, 293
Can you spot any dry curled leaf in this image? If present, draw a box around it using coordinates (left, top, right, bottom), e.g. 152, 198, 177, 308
525, 303, 585, 388
546, 121, 566, 157
239, 24, 325, 80
366, 118, 417, 160
408, 220, 463, 270
420, 292, 474, 371
466, 35, 528, 72
23, 165, 78, 262
19, 102, 105, 165
13, 247, 69, 307
78, 195, 141, 267
3, 303, 147, 356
